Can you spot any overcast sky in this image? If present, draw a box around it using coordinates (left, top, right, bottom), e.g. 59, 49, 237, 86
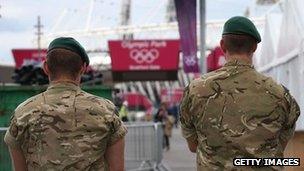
0, 0, 261, 65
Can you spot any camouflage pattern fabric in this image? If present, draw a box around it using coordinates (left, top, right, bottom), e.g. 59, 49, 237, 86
180, 59, 300, 171
4, 82, 127, 171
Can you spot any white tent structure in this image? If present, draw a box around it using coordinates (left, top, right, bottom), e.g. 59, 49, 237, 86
256, 0, 304, 130
257, 13, 282, 67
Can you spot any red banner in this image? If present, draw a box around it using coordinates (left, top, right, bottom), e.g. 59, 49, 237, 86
108, 40, 180, 71
12, 49, 47, 68
207, 46, 226, 72
123, 93, 153, 110
160, 88, 184, 105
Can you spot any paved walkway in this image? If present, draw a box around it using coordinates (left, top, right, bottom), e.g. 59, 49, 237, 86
162, 127, 196, 171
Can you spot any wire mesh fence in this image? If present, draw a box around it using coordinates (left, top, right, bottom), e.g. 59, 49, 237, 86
0, 127, 11, 171
125, 122, 168, 171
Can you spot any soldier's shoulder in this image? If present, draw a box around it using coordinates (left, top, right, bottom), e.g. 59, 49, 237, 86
189, 69, 228, 92
77, 90, 113, 105
256, 72, 286, 96
76, 90, 116, 114
14, 93, 43, 117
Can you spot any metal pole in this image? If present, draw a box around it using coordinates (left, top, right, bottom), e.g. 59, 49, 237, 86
38, 16, 41, 51
35, 16, 43, 57
199, 0, 206, 74
120, 0, 132, 39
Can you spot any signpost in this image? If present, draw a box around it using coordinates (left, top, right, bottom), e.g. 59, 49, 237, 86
108, 39, 180, 81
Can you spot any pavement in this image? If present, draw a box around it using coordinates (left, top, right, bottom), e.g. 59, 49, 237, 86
284, 132, 304, 171
162, 127, 196, 171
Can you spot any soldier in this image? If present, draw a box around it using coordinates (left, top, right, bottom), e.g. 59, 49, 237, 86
4, 37, 127, 170
180, 16, 300, 170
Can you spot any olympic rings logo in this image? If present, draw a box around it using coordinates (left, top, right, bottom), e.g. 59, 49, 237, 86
184, 56, 197, 66
129, 49, 159, 64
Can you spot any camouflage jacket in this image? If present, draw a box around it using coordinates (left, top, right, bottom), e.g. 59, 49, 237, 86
180, 59, 300, 171
4, 82, 127, 171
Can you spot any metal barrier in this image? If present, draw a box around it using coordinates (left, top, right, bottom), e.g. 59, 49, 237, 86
0, 127, 11, 171
125, 122, 168, 171
0, 123, 168, 171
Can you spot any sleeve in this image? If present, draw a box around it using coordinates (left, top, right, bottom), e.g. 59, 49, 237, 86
107, 104, 128, 146
179, 86, 197, 142
4, 114, 25, 149
279, 88, 300, 145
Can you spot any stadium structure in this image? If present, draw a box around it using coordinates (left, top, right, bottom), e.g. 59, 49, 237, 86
40, 0, 278, 105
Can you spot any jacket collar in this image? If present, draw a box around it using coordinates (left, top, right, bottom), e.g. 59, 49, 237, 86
47, 81, 80, 92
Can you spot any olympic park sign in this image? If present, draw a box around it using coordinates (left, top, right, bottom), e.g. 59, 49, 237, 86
108, 40, 180, 81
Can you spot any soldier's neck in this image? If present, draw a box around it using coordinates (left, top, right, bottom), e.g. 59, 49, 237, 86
50, 77, 80, 86
226, 54, 252, 64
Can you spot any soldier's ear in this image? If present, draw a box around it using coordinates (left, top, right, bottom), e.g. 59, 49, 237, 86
252, 43, 257, 53
220, 39, 227, 54
43, 60, 50, 76
80, 63, 87, 75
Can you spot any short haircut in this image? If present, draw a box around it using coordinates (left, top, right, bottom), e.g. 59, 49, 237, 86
46, 49, 83, 80
222, 34, 257, 54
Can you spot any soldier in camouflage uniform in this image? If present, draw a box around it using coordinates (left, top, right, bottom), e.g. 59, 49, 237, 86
4, 37, 127, 171
180, 16, 300, 170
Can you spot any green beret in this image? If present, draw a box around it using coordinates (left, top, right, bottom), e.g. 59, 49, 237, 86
222, 16, 261, 43
47, 37, 90, 66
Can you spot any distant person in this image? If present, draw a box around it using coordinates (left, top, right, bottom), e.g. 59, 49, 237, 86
164, 113, 175, 150
155, 102, 173, 150
4, 37, 127, 170
113, 89, 123, 109
154, 102, 168, 123
119, 101, 129, 122
180, 16, 300, 170
168, 102, 179, 128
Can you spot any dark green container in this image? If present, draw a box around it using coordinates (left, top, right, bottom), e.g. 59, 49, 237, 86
0, 85, 112, 171
0, 85, 112, 127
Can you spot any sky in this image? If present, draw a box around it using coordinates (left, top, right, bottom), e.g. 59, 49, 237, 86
0, 0, 263, 66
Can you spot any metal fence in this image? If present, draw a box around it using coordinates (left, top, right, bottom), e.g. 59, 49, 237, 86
0, 123, 168, 171
125, 122, 168, 171
0, 127, 11, 171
